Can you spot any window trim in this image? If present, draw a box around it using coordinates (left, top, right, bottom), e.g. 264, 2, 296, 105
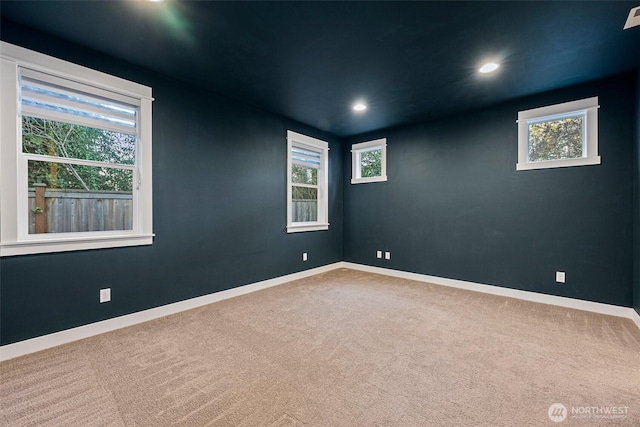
0, 42, 154, 256
351, 138, 387, 184
286, 130, 329, 233
516, 97, 600, 171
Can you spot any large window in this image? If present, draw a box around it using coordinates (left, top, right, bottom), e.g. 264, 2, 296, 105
287, 130, 329, 233
351, 138, 387, 184
0, 42, 153, 256
516, 97, 600, 171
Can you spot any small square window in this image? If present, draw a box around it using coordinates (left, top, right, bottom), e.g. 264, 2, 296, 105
351, 138, 387, 184
516, 97, 600, 171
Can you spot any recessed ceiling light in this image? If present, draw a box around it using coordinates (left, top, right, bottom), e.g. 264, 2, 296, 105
479, 62, 500, 74
353, 103, 367, 112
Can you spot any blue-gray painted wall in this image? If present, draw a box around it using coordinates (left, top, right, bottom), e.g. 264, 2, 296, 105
0, 23, 344, 346
635, 66, 640, 316
1, 23, 638, 346
343, 74, 636, 307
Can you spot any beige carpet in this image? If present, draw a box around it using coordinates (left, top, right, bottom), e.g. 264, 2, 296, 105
1, 268, 639, 426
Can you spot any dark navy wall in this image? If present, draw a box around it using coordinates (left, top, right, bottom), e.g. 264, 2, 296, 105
635, 67, 640, 316
1, 22, 637, 347
344, 74, 636, 307
0, 23, 343, 345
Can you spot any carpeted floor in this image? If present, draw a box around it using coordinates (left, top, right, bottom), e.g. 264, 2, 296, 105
1, 268, 639, 426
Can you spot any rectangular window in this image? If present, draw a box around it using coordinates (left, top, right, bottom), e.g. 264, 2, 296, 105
1, 42, 153, 256
351, 138, 387, 184
516, 97, 599, 171
287, 131, 329, 233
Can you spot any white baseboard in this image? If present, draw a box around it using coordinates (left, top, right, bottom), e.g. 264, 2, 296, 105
632, 310, 640, 330
2, 261, 638, 362
343, 262, 640, 331
0, 262, 343, 362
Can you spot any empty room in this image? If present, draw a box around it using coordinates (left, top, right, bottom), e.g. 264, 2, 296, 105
1, 1, 639, 426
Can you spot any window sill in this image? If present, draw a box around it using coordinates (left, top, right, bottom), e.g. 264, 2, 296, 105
286, 222, 329, 233
0, 233, 154, 257
351, 176, 388, 184
516, 156, 601, 171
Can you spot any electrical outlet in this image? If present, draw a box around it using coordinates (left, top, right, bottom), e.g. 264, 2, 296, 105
302, 252, 308, 261
385, 251, 391, 260
556, 271, 565, 284
100, 288, 111, 303
376, 250, 382, 259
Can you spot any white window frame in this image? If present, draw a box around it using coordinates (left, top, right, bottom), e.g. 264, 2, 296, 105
351, 138, 387, 184
286, 130, 329, 233
516, 97, 600, 171
0, 42, 154, 256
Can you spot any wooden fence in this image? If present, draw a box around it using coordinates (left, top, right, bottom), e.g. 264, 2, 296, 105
292, 200, 317, 222
28, 185, 133, 234
28, 189, 316, 233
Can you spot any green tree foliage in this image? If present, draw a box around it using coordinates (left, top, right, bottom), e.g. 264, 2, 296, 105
360, 149, 382, 178
291, 164, 317, 200
22, 117, 135, 191
291, 164, 317, 185
528, 116, 583, 162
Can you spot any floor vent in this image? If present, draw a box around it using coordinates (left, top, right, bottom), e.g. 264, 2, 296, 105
623, 6, 640, 29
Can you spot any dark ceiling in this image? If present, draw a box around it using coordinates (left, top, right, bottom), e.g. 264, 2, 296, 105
1, 1, 639, 137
